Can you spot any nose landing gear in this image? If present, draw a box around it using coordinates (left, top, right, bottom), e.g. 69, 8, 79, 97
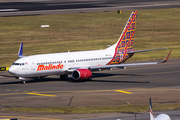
19, 77, 26, 84
21, 80, 26, 84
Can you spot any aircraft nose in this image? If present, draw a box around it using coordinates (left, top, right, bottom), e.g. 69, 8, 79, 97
8, 66, 16, 75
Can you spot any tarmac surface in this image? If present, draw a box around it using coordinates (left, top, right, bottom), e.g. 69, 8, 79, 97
0, 0, 180, 16
78, 110, 180, 120
0, 58, 180, 120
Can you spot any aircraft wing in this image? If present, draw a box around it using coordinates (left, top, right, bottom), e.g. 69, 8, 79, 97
127, 48, 167, 54
89, 62, 158, 70
89, 49, 172, 70
67, 62, 158, 72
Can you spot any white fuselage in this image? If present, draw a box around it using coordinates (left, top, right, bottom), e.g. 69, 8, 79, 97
9, 48, 114, 77
7, 11, 171, 81
8, 11, 138, 79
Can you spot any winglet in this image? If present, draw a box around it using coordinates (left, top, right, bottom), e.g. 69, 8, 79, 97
18, 42, 25, 58
162, 49, 172, 63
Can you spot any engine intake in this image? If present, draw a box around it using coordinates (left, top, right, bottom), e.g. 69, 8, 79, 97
72, 69, 92, 80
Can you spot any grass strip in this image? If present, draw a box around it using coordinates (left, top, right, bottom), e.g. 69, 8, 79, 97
0, 8, 180, 66
3, 103, 180, 114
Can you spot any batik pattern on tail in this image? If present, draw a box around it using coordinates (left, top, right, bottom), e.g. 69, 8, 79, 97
107, 11, 138, 65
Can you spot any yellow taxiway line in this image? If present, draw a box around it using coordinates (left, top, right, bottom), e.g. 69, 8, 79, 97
36, 89, 133, 94
114, 90, 132, 94
0, 89, 132, 96
26, 92, 56, 97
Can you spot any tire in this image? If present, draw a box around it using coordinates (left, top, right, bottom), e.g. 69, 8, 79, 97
88, 77, 92, 81
60, 75, 68, 80
21, 80, 25, 84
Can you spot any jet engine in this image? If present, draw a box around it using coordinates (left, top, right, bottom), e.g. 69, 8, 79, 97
155, 114, 171, 120
72, 69, 92, 80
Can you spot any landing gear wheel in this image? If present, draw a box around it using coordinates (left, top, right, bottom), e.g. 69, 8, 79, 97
21, 80, 25, 84
88, 77, 92, 81
60, 75, 68, 80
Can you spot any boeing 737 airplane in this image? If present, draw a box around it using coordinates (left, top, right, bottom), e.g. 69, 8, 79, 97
8, 11, 172, 84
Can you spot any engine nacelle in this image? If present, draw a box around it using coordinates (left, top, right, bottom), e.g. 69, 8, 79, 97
155, 114, 171, 120
72, 69, 92, 80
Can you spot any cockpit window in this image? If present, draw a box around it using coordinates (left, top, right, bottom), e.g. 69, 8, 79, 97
12, 63, 25, 66
12, 63, 19, 65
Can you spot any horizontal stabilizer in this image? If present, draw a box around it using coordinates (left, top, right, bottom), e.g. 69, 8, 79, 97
128, 48, 167, 54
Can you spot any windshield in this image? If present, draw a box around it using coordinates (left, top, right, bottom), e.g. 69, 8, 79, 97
12, 63, 25, 66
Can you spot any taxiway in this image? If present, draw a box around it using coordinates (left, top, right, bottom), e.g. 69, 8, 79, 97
0, 59, 180, 120
0, 0, 179, 16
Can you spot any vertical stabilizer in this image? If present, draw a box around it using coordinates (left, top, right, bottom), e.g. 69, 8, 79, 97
18, 42, 25, 58
150, 98, 155, 120
107, 11, 138, 65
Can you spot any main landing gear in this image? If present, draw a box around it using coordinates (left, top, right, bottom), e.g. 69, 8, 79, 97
88, 77, 92, 81
60, 74, 68, 80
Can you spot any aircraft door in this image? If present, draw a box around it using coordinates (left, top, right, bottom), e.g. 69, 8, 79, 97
30, 59, 36, 70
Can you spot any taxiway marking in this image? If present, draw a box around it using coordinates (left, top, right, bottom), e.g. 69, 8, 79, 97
114, 90, 132, 94
0, 89, 132, 96
5, 89, 10, 91
26, 92, 56, 97
37, 89, 133, 94
0, 116, 62, 120
2, 88, 180, 96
